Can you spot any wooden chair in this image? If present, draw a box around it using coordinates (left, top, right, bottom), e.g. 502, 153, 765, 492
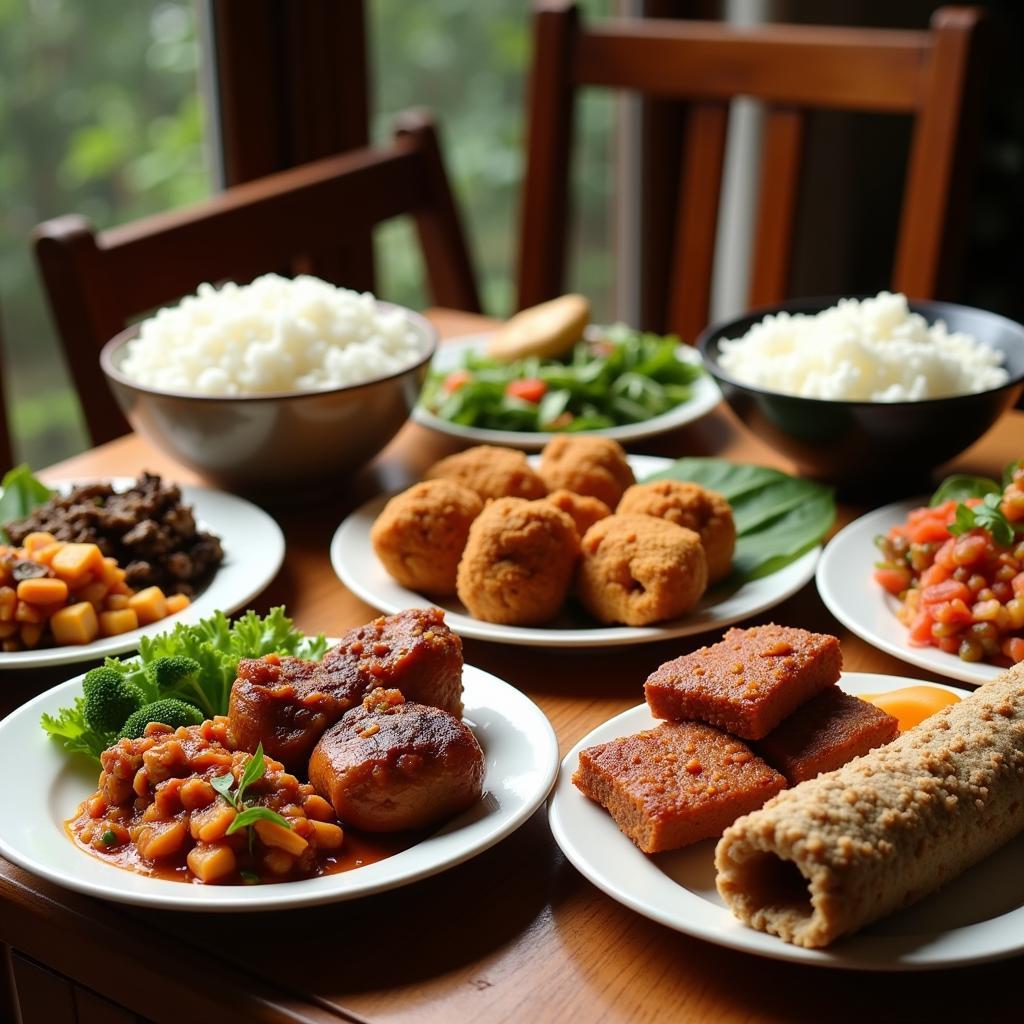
34, 111, 481, 447
518, 2, 988, 342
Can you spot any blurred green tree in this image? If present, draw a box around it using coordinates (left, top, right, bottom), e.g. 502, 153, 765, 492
0, 0, 208, 467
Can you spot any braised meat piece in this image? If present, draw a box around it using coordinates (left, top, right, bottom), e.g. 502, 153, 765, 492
309, 689, 484, 832
227, 608, 464, 771
328, 607, 464, 717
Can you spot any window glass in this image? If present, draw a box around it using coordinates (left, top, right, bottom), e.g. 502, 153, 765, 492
370, 0, 615, 320
0, 0, 210, 467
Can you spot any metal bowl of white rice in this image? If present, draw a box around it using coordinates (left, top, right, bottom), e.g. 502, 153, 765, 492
101, 275, 438, 490
698, 294, 1024, 489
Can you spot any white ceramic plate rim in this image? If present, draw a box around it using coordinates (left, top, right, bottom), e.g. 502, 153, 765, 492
0, 479, 286, 669
412, 332, 722, 450
330, 455, 820, 648
547, 672, 1024, 971
0, 662, 558, 910
816, 498, 1003, 686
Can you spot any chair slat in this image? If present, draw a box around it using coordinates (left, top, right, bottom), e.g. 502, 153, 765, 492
668, 102, 730, 343
893, 8, 988, 299
516, 2, 579, 310
747, 107, 805, 310
574, 20, 930, 112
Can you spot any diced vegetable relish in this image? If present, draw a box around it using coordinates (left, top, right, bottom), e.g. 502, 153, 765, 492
874, 466, 1024, 665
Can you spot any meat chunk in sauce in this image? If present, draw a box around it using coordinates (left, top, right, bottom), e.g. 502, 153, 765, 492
309, 689, 484, 832
227, 608, 464, 771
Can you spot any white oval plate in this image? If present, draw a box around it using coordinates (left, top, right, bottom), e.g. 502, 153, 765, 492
412, 333, 722, 450
331, 455, 821, 649
547, 672, 1024, 971
816, 499, 1003, 687
0, 662, 558, 910
0, 480, 285, 670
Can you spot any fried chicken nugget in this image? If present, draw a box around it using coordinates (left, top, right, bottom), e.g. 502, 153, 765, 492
541, 489, 611, 537
538, 435, 635, 508
425, 445, 547, 501
456, 497, 580, 625
371, 480, 483, 595
617, 480, 736, 584
577, 514, 707, 626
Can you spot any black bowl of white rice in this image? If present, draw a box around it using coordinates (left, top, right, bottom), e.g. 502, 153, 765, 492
697, 293, 1024, 490
101, 274, 437, 490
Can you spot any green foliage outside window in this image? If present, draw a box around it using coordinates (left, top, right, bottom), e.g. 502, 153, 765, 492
0, 0, 208, 468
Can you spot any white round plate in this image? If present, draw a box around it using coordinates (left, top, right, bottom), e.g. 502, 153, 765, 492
0, 662, 558, 910
0, 479, 285, 670
412, 333, 722, 450
547, 672, 1024, 971
331, 455, 820, 649
817, 499, 1003, 686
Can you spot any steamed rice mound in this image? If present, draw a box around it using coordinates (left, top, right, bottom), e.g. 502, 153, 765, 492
577, 514, 707, 626
370, 480, 483, 595
538, 436, 635, 508
456, 498, 580, 625
425, 446, 547, 502
617, 480, 735, 583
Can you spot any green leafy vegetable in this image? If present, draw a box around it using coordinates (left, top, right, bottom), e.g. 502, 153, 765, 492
948, 492, 1019, 547
420, 325, 702, 432
929, 474, 1002, 507
645, 458, 835, 582
211, 742, 293, 839
1003, 459, 1023, 489
41, 607, 328, 764
0, 465, 54, 541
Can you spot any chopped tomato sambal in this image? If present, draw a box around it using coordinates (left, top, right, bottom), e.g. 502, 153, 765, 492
67, 717, 369, 885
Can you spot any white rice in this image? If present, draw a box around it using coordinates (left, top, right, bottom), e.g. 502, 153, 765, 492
717, 291, 1008, 401
119, 273, 427, 395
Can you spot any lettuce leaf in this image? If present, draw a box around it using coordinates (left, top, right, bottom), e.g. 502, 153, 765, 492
42, 607, 328, 764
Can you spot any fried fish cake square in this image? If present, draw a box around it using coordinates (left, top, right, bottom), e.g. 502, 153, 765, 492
572, 721, 786, 853
644, 625, 842, 740
754, 688, 899, 784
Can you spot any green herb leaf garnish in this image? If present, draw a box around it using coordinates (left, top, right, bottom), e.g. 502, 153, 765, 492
948, 492, 1017, 547
0, 465, 54, 542
212, 743, 293, 842
929, 473, 1002, 507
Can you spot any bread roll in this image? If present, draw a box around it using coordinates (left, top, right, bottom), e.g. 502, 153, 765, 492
715, 664, 1024, 948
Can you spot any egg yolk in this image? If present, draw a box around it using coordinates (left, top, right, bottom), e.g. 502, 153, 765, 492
859, 685, 963, 732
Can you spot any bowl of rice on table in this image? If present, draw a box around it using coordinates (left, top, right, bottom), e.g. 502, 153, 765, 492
101, 274, 437, 490
697, 293, 1024, 489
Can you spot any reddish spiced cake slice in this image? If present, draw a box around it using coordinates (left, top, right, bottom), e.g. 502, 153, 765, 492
754, 688, 899, 784
644, 625, 842, 741
572, 721, 786, 853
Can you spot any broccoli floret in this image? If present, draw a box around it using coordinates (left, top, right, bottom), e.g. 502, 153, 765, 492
118, 699, 204, 740
81, 667, 145, 735
150, 655, 202, 690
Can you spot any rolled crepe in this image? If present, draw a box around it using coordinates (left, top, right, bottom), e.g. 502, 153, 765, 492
715, 664, 1024, 948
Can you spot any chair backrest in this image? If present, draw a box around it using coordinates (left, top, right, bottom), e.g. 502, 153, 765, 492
518, 2, 987, 342
34, 111, 481, 446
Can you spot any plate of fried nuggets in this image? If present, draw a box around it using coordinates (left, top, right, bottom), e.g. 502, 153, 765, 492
332, 440, 820, 648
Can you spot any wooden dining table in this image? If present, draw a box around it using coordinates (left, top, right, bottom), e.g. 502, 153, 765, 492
2, 308, 1023, 1024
